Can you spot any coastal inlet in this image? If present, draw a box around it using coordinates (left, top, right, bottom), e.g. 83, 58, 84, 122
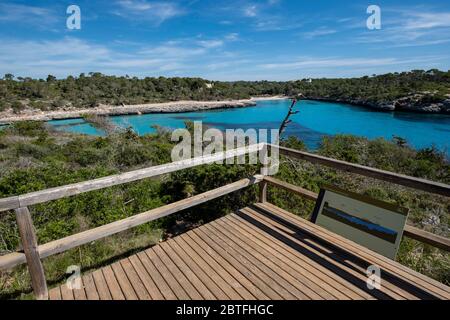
48, 99, 450, 158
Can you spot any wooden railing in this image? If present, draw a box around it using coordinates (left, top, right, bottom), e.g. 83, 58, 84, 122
0, 142, 449, 299
259, 145, 450, 252
0, 144, 265, 299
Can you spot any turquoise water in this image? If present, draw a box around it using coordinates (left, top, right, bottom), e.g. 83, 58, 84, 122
49, 99, 450, 156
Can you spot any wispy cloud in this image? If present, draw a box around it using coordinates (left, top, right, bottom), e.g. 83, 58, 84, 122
114, 0, 185, 25
402, 11, 450, 30
301, 27, 337, 39
243, 5, 258, 17
0, 33, 246, 78
259, 56, 440, 70
0, 2, 58, 26
354, 7, 450, 48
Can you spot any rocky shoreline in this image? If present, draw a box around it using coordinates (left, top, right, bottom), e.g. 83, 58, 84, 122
0, 99, 264, 124
306, 94, 450, 114
1, 94, 449, 125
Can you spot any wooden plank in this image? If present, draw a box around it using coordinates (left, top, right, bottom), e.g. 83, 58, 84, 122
91, 269, 112, 300
259, 181, 268, 203
111, 262, 138, 300
73, 281, 87, 300
224, 214, 364, 300
0, 144, 264, 213
60, 283, 74, 300
102, 266, 125, 300
48, 286, 61, 300
246, 205, 423, 300
128, 255, 164, 300
272, 144, 450, 197
404, 225, 450, 252
0, 196, 20, 212
259, 202, 450, 294
176, 233, 251, 300
240, 207, 401, 300
262, 177, 450, 252
120, 258, 152, 300
82, 273, 100, 300
158, 242, 216, 300
145, 249, 190, 300
264, 204, 450, 299
0, 252, 24, 271
200, 224, 309, 300
207, 219, 325, 300
166, 238, 233, 300
256, 202, 450, 299
0, 177, 262, 272
217, 216, 342, 299
253, 206, 418, 300
136, 251, 177, 300
264, 176, 318, 201
153, 245, 203, 300
193, 227, 288, 300
184, 232, 266, 300
14, 207, 48, 300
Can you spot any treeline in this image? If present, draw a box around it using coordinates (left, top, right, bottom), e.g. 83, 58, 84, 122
1, 69, 449, 112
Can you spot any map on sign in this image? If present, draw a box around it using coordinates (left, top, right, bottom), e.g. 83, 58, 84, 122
311, 185, 409, 260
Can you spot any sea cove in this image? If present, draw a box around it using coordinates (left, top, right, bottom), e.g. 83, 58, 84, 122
49, 99, 450, 157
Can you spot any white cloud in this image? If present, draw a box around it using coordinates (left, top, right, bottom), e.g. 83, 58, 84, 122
115, 0, 184, 25
197, 39, 224, 48
259, 56, 437, 70
0, 3, 58, 26
402, 12, 450, 30
355, 8, 450, 48
225, 33, 239, 41
301, 27, 337, 39
0, 34, 246, 79
243, 5, 258, 17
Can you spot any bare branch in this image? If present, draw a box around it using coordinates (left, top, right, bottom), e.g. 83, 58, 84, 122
278, 94, 304, 139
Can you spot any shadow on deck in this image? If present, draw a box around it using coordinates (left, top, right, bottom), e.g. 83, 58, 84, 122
49, 203, 450, 301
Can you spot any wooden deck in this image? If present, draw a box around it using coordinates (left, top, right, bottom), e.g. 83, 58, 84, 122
48, 203, 450, 300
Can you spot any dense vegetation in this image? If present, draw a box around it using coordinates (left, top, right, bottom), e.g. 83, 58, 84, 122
0, 121, 448, 299
1, 69, 449, 112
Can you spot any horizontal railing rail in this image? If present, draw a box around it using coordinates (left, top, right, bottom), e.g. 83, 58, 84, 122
0, 143, 265, 213
260, 175, 450, 252
0, 176, 262, 271
270, 144, 450, 197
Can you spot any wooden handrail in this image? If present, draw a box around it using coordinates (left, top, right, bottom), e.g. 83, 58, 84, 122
0, 176, 262, 271
15, 207, 48, 300
0, 143, 265, 213
262, 176, 450, 252
0, 144, 265, 299
270, 144, 450, 197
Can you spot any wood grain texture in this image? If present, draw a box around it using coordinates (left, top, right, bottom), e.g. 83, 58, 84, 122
0, 144, 264, 213
0, 176, 262, 271
14, 207, 48, 300
48, 203, 450, 300
272, 144, 450, 197
263, 176, 450, 252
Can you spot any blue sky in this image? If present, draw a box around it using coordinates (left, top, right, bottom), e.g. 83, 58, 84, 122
1, 0, 450, 80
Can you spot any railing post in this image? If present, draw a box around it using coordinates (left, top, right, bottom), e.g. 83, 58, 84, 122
15, 207, 48, 300
259, 144, 268, 203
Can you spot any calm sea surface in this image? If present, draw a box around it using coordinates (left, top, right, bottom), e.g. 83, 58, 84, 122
49, 99, 450, 156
